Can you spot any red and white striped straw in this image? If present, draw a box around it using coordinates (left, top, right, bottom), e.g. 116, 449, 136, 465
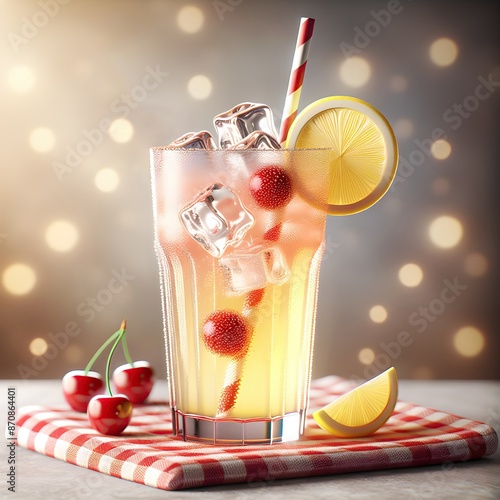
216, 18, 315, 417
216, 230, 278, 418
278, 17, 315, 146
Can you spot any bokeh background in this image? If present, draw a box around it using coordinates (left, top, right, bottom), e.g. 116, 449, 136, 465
1, 0, 499, 382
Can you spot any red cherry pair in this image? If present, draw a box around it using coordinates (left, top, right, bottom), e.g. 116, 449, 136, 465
62, 320, 154, 435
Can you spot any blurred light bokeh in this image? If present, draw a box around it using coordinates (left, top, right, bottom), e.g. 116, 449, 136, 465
1, 0, 499, 381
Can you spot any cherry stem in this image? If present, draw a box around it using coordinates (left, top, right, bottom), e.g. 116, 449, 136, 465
105, 327, 126, 396
119, 320, 134, 367
84, 329, 121, 375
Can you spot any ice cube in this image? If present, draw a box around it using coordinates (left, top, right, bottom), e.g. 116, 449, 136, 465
220, 252, 267, 294
262, 247, 290, 284
220, 245, 290, 295
214, 102, 278, 149
228, 130, 281, 150
167, 130, 216, 149
179, 183, 254, 258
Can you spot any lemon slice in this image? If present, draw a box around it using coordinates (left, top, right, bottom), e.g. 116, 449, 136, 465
285, 96, 398, 215
312, 367, 398, 438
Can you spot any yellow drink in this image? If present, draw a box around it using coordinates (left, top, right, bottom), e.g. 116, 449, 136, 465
151, 148, 330, 444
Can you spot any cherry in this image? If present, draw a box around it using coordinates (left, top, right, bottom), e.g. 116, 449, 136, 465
62, 324, 123, 413
86, 322, 132, 435
62, 370, 104, 413
249, 166, 292, 210
203, 310, 251, 357
87, 395, 132, 435
61, 319, 155, 435
112, 361, 154, 404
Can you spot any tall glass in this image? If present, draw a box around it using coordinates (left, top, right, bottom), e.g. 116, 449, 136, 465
150, 148, 330, 444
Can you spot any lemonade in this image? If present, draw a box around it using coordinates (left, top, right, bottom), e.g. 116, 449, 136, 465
151, 148, 331, 444
150, 93, 398, 445
148, 14, 401, 444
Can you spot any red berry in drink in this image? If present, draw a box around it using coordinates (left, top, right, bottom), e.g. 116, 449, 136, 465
203, 310, 251, 357
263, 222, 282, 241
217, 380, 240, 415
62, 370, 105, 413
249, 166, 292, 210
112, 361, 154, 404
87, 395, 132, 435
245, 288, 265, 309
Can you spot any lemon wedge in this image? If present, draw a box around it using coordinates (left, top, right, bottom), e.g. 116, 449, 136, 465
285, 96, 398, 215
312, 367, 398, 438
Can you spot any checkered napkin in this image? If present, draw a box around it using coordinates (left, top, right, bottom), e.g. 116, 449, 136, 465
17, 376, 498, 491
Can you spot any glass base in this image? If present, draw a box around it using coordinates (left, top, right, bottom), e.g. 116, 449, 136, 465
172, 408, 305, 445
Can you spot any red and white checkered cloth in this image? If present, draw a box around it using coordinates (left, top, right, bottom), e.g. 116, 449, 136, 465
17, 376, 498, 491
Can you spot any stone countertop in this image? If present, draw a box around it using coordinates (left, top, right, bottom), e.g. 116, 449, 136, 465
1, 379, 499, 499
